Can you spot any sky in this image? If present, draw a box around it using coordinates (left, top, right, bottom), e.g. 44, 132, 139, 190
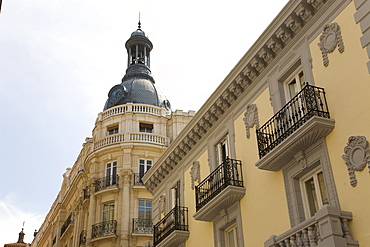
0, 0, 288, 244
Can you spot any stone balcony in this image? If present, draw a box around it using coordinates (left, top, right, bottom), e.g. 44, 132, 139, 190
256, 85, 334, 171
264, 205, 359, 247
194, 158, 245, 222
154, 206, 189, 247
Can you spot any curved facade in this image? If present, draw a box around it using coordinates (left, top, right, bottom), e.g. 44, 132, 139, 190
31, 24, 194, 247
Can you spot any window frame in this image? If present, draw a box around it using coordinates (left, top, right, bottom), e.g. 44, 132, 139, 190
139, 122, 153, 133
107, 125, 119, 135
139, 159, 152, 182
300, 168, 329, 219
138, 199, 153, 220
282, 141, 339, 226
102, 201, 115, 222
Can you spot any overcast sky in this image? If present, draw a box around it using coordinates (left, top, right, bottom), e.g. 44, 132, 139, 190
0, 0, 288, 244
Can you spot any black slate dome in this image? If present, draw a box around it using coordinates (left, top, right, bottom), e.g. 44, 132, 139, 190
103, 23, 171, 111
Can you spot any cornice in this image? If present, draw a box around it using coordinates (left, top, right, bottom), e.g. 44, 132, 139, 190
142, 0, 349, 194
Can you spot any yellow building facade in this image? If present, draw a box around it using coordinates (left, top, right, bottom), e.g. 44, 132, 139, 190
143, 0, 370, 246
31, 25, 194, 247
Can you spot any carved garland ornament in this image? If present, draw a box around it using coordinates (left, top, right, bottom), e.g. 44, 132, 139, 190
190, 161, 201, 190
342, 136, 370, 187
318, 22, 345, 67
243, 104, 259, 139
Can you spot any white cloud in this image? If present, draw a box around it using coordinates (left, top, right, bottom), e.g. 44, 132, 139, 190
0, 195, 43, 245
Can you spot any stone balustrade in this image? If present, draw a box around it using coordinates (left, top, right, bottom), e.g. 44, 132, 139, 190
94, 134, 125, 150
265, 205, 359, 247
99, 103, 167, 121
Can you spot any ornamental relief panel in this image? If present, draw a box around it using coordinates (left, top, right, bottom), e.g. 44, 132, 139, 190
342, 136, 370, 187
243, 104, 259, 139
190, 161, 201, 190
318, 22, 345, 67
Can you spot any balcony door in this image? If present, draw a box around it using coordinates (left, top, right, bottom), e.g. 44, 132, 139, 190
284, 69, 305, 102
106, 162, 117, 187
139, 159, 152, 183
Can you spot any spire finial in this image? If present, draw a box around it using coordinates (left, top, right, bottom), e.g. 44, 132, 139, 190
138, 12, 141, 29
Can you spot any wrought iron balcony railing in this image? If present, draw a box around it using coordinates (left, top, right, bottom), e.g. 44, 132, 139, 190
60, 212, 74, 237
195, 158, 243, 211
94, 175, 119, 192
257, 84, 330, 158
79, 230, 86, 245
92, 220, 117, 238
132, 218, 153, 233
133, 173, 144, 186
154, 206, 189, 246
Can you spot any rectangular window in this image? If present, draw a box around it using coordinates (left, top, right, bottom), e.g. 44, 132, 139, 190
106, 162, 117, 186
300, 169, 329, 218
102, 201, 114, 222
139, 159, 152, 182
138, 200, 152, 220
139, 123, 153, 133
284, 69, 305, 102
107, 125, 118, 135
225, 225, 237, 247
216, 135, 229, 165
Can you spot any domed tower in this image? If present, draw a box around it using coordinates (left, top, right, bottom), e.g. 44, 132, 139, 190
31, 22, 194, 247
104, 21, 171, 112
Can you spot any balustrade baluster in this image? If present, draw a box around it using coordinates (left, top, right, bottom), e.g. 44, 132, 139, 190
284, 239, 291, 247
308, 226, 317, 246
302, 229, 310, 247
290, 235, 297, 247
314, 223, 321, 243
279, 242, 285, 247
296, 232, 303, 247
341, 218, 353, 240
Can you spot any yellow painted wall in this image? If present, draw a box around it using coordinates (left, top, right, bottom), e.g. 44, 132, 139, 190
310, 2, 370, 244
183, 150, 214, 247
234, 88, 291, 246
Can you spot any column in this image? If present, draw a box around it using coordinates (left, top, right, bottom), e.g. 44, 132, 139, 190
120, 170, 132, 247
86, 183, 96, 247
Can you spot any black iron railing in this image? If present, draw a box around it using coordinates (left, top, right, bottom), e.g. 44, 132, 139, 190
92, 220, 117, 238
94, 175, 119, 192
195, 158, 243, 211
132, 218, 153, 233
60, 212, 74, 237
133, 173, 144, 186
83, 186, 90, 200
79, 230, 86, 245
256, 84, 330, 158
154, 206, 188, 246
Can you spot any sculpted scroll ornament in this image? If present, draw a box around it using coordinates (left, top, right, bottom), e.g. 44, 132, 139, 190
243, 104, 259, 139
318, 22, 345, 67
190, 161, 201, 190
342, 136, 370, 187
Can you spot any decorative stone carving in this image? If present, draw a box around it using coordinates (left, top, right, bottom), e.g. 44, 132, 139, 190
307, 0, 325, 9
285, 15, 303, 34
242, 66, 258, 81
216, 98, 229, 112
275, 26, 293, 45
158, 194, 166, 215
235, 74, 249, 89
258, 47, 274, 64
243, 104, 259, 139
267, 36, 284, 54
294, 3, 314, 23
342, 136, 370, 187
190, 161, 201, 190
229, 82, 243, 97
294, 151, 307, 170
251, 57, 266, 73
318, 22, 345, 67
